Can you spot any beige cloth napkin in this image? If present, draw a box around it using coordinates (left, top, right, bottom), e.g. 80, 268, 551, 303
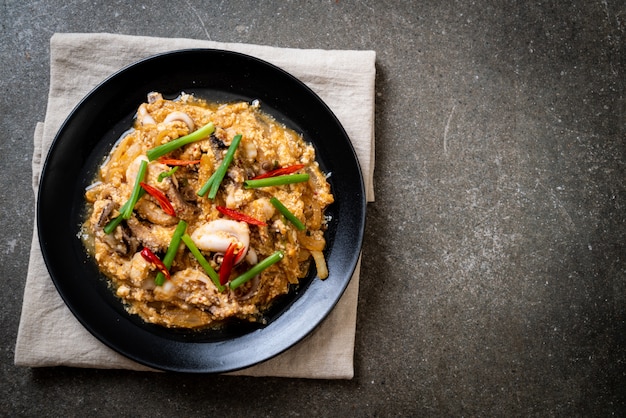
15, 33, 375, 379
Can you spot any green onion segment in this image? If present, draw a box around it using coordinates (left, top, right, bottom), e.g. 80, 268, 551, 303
181, 234, 224, 291
146, 122, 215, 161
243, 173, 309, 189
207, 134, 242, 199
196, 170, 218, 197
103, 215, 123, 235
122, 159, 148, 219
104, 160, 149, 234
229, 251, 284, 290
269, 197, 306, 231
155, 220, 187, 286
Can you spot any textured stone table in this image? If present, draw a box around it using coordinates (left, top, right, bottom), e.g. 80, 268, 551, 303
2, 1, 623, 415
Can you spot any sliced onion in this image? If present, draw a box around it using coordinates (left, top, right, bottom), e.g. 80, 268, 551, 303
310, 250, 328, 279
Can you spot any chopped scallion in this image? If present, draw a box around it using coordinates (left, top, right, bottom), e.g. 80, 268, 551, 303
155, 220, 187, 286
146, 122, 215, 161
196, 170, 218, 197
229, 251, 284, 289
181, 233, 224, 291
103, 215, 123, 234
122, 159, 148, 219
244, 173, 309, 189
103, 188, 146, 234
207, 134, 242, 199
270, 197, 306, 230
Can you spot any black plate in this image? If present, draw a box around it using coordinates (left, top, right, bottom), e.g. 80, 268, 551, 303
37, 49, 365, 373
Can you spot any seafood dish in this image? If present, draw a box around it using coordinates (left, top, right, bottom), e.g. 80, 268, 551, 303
82, 92, 334, 329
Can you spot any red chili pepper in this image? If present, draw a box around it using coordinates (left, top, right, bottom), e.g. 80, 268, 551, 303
140, 182, 176, 216
157, 158, 202, 166
140, 247, 171, 281
216, 206, 267, 226
219, 242, 238, 285
251, 164, 305, 180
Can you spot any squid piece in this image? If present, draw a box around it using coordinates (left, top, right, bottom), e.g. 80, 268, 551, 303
137, 103, 156, 126
163, 111, 195, 131
190, 219, 250, 264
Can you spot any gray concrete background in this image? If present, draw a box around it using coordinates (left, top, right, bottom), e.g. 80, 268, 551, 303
2, 1, 624, 416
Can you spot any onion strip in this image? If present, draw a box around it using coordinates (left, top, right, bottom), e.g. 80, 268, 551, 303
310, 250, 329, 279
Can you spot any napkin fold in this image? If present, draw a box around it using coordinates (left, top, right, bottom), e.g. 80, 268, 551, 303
15, 33, 375, 379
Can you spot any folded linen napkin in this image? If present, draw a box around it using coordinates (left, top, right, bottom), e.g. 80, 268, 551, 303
15, 33, 375, 379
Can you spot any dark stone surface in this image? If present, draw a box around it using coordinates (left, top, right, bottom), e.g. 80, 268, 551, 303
1, 1, 624, 415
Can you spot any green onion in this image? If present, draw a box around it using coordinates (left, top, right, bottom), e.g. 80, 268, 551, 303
104, 195, 137, 233
181, 234, 224, 291
244, 173, 309, 189
122, 159, 148, 219
104, 193, 140, 233
104, 190, 146, 234
158, 166, 179, 182
196, 170, 218, 197
155, 220, 187, 286
269, 197, 306, 230
229, 251, 284, 290
207, 134, 242, 199
146, 122, 215, 161
103, 214, 124, 234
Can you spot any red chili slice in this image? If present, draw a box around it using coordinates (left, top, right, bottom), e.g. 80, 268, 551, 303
219, 242, 238, 285
157, 158, 202, 166
140, 247, 171, 281
140, 182, 176, 216
251, 164, 305, 180
216, 206, 267, 226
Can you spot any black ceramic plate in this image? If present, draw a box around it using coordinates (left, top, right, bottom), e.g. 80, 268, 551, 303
38, 49, 365, 373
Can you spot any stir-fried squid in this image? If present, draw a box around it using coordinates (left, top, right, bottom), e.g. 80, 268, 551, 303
82, 93, 334, 329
